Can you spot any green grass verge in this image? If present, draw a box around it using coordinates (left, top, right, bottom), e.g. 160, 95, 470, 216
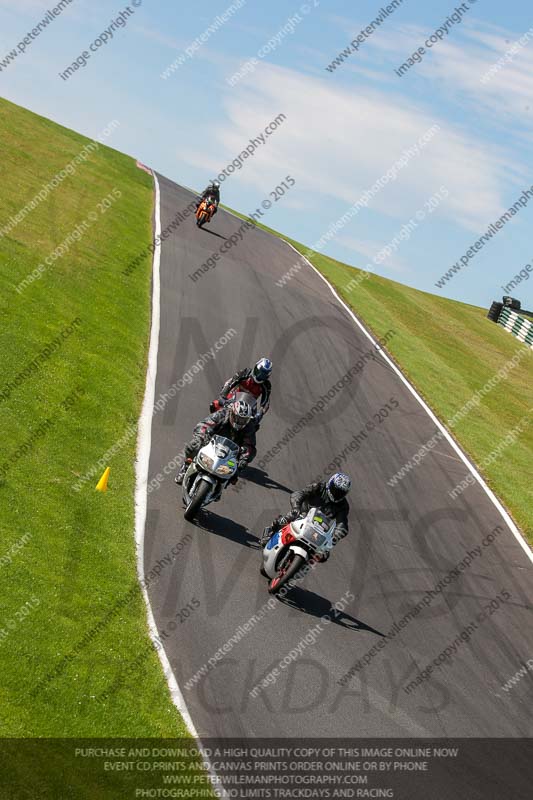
224, 208, 532, 544
0, 96, 190, 741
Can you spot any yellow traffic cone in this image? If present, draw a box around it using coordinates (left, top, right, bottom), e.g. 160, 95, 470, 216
96, 467, 110, 492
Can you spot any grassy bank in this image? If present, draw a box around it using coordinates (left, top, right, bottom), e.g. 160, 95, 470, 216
0, 96, 188, 739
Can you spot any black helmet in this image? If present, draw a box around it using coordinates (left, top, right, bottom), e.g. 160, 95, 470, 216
228, 399, 253, 431
212, 180, 220, 189
326, 473, 351, 502
252, 357, 272, 384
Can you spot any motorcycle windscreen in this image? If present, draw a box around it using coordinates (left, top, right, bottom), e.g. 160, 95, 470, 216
303, 528, 328, 548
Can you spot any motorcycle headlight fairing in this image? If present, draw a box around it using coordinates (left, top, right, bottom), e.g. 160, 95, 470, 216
216, 465, 233, 476
199, 453, 214, 470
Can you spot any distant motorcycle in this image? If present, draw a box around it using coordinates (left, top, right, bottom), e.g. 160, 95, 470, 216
196, 196, 217, 228
182, 435, 240, 521
260, 508, 336, 594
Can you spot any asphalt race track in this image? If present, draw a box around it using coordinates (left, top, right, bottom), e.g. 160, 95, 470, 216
144, 173, 533, 738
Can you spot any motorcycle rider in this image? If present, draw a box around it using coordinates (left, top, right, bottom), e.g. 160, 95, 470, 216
210, 358, 272, 427
260, 473, 352, 557
196, 180, 220, 216
175, 399, 256, 485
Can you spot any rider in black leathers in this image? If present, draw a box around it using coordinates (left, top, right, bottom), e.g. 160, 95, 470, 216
175, 400, 256, 485
196, 181, 220, 215
261, 474, 351, 554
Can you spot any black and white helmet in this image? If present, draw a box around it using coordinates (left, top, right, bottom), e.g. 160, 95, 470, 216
326, 473, 351, 502
252, 357, 272, 384
212, 180, 220, 189
228, 399, 253, 431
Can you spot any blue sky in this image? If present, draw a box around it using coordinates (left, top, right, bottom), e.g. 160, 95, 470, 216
1, 0, 532, 308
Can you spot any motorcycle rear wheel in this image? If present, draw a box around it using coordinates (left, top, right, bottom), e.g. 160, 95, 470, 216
184, 478, 211, 521
268, 553, 306, 595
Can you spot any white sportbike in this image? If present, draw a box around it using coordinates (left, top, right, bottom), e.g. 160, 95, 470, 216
182, 435, 240, 521
260, 507, 336, 595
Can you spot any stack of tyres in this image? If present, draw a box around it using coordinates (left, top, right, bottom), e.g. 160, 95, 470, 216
487, 300, 503, 323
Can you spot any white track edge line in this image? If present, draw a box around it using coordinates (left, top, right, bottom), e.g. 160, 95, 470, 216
134, 173, 200, 735
134, 173, 229, 797
280, 239, 533, 565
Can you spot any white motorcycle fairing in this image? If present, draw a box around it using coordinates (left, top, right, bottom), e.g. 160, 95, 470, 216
261, 507, 336, 580
182, 434, 239, 512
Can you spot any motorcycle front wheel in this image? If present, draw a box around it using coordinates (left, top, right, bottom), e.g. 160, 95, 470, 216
184, 478, 211, 521
268, 553, 306, 595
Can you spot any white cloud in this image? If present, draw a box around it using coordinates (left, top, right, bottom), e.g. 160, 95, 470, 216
362, 20, 533, 123
132, 25, 179, 50
428, 27, 533, 119
180, 63, 519, 233
337, 235, 408, 273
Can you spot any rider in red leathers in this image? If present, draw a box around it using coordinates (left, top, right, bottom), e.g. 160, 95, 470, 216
210, 358, 272, 428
